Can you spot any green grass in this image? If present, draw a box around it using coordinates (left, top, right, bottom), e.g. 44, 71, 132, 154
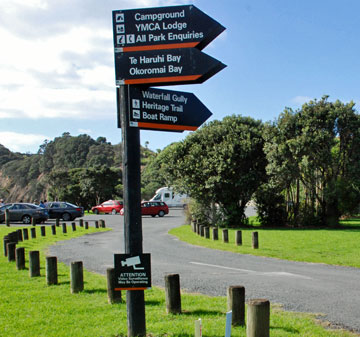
169, 220, 360, 268
0, 225, 357, 336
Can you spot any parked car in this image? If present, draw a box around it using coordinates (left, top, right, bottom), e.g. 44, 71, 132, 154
91, 200, 123, 214
0, 203, 49, 224
44, 201, 84, 221
120, 201, 169, 217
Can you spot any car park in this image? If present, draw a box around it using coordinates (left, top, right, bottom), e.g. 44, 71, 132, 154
45, 201, 84, 221
0, 203, 49, 224
120, 201, 169, 217
91, 200, 123, 214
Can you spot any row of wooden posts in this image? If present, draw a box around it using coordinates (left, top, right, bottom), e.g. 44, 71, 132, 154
191, 222, 260, 249
3, 222, 123, 304
165, 273, 270, 337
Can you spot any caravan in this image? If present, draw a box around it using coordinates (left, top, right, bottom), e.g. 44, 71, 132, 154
150, 187, 189, 208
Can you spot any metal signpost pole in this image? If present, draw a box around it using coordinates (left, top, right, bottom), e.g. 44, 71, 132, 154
119, 85, 146, 336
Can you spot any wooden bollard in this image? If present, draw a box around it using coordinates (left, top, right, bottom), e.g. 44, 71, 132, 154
71, 222, 76, 231
30, 227, 36, 239
79, 219, 84, 227
51, 225, 56, 235
236, 230, 242, 246
165, 274, 181, 314
227, 286, 245, 326
9, 231, 18, 243
29, 250, 40, 277
5, 209, 10, 226
3, 236, 10, 256
17, 229, 23, 242
223, 229, 229, 243
23, 228, 29, 240
212, 227, 218, 240
7, 242, 16, 262
16, 247, 26, 270
70, 261, 84, 293
41, 226, 46, 237
85, 221, 89, 229
196, 223, 200, 235
191, 221, 196, 232
107, 267, 122, 304
100, 219, 106, 228
200, 225, 205, 237
46, 256, 58, 285
246, 299, 270, 337
205, 226, 210, 239
31, 217, 36, 226
95, 221, 99, 229
252, 232, 259, 249
56, 218, 60, 227
62, 223, 67, 234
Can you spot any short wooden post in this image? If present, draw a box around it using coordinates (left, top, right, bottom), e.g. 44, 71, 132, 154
71, 222, 76, 231
16, 247, 26, 270
79, 219, 84, 227
100, 219, 106, 228
51, 225, 56, 235
46, 256, 58, 285
70, 261, 84, 293
5, 209, 10, 226
30, 227, 36, 239
3, 236, 10, 256
191, 221, 196, 232
227, 286, 245, 326
62, 223, 67, 234
107, 267, 122, 304
23, 228, 29, 240
9, 231, 18, 243
55, 218, 60, 227
246, 299, 270, 337
29, 250, 40, 277
41, 226, 46, 237
205, 226, 210, 239
165, 274, 181, 314
212, 227, 218, 240
95, 220, 99, 229
236, 230, 242, 246
252, 232, 259, 249
196, 223, 200, 235
17, 229, 23, 242
31, 217, 36, 226
85, 221, 89, 229
7, 242, 16, 262
223, 229, 229, 243
200, 225, 205, 237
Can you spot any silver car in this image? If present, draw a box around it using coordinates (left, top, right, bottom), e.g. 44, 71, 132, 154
0, 203, 49, 224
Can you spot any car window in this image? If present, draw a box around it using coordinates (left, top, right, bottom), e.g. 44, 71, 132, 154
65, 202, 77, 208
59, 202, 68, 208
50, 203, 60, 208
103, 202, 112, 206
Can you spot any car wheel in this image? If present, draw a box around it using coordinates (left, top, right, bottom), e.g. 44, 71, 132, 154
158, 210, 165, 217
111, 209, 117, 215
62, 212, 71, 221
93, 209, 99, 214
22, 215, 32, 224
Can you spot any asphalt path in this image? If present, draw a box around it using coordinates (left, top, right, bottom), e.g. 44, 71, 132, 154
49, 209, 360, 334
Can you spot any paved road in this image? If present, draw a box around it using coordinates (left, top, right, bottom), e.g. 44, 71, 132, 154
50, 210, 360, 334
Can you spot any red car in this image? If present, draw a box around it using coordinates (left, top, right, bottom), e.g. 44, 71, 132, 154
91, 200, 123, 214
120, 201, 169, 217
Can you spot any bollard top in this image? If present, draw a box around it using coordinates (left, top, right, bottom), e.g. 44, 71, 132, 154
247, 299, 270, 306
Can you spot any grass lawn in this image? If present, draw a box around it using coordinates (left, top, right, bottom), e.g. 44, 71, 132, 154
169, 219, 360, 268
0, 225, 357, 336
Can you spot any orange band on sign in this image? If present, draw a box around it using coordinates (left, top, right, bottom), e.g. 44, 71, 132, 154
124, 75, 201, 85
122, 42, 199, 52
137, 122, 198, 131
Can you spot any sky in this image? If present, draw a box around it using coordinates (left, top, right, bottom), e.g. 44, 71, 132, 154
1, 0, 360, 154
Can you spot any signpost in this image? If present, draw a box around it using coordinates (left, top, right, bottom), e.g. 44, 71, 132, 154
112, 5, 225, 52
112, 4, 226, 337
115, 48, 225, 86
128, 86, 212, 131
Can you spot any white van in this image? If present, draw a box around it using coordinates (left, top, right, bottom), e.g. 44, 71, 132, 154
150, 187, 189, 208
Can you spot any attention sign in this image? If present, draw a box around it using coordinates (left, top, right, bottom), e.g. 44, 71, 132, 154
114, 254, 151, 291
112, 5, 225, 52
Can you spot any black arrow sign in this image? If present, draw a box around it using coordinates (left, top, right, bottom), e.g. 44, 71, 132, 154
127, 86, 212, 132
112, 5, 225, 52
115, 48, 226, 86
